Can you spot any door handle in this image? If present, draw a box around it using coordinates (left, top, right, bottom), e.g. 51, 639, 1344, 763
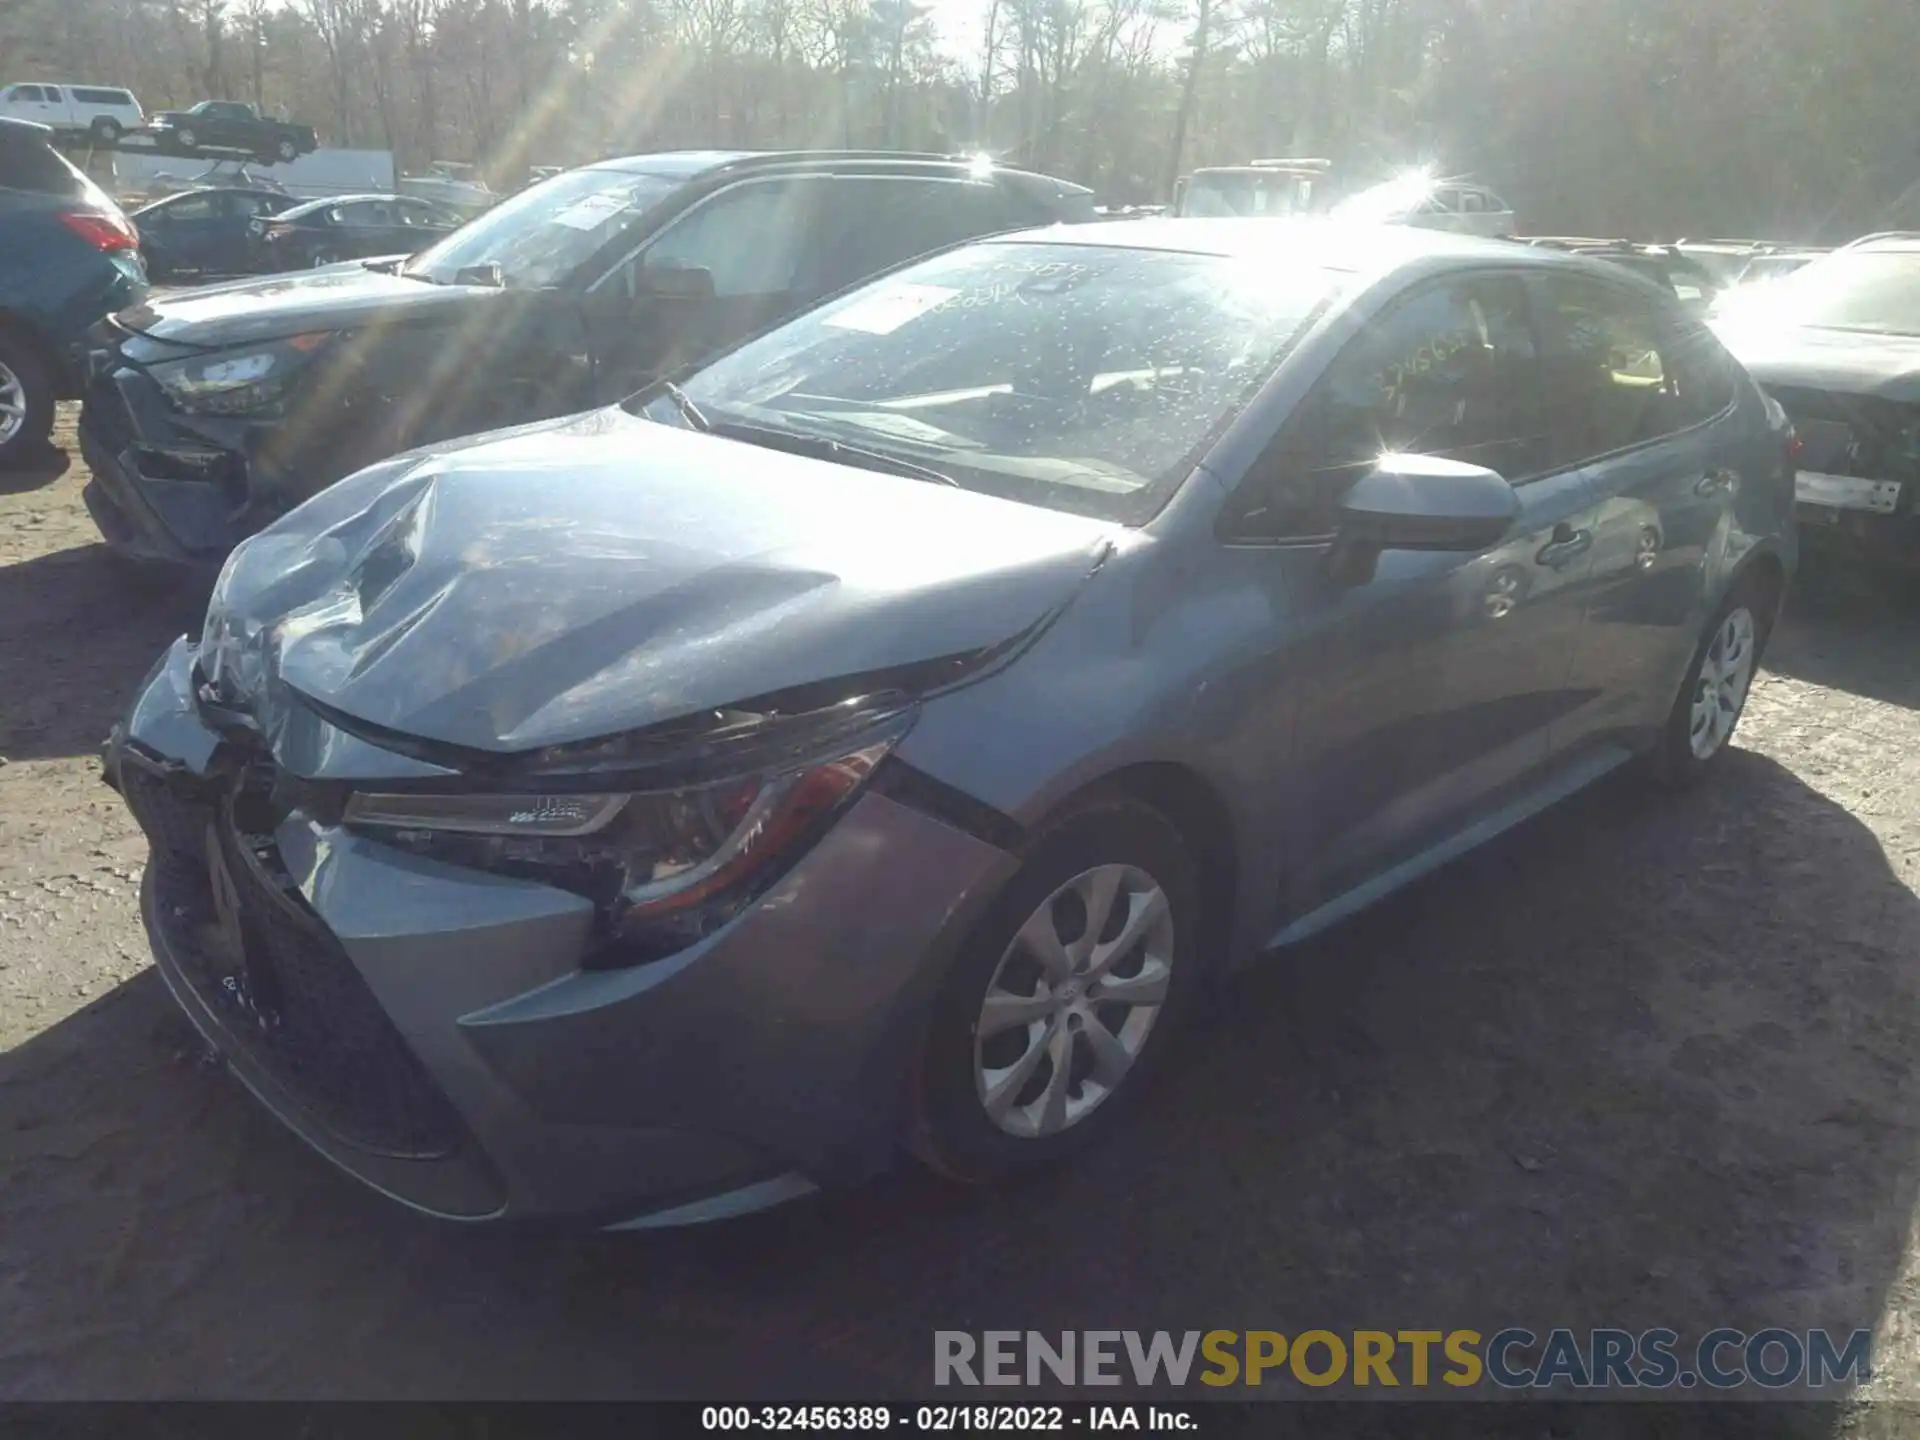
1535, 524, 1593, 569
1696, 469, 1737, 496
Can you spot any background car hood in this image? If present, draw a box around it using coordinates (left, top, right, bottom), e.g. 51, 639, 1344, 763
212, 408, 1118, 754
1716, 321, 1920, 401
115, 265, 495, 349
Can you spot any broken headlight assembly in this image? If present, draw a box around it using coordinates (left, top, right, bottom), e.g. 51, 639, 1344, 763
340, 715, 909, 965
150, 331, 336, 417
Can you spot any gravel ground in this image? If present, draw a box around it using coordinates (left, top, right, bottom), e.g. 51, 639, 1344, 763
3, 408, 1920, 1412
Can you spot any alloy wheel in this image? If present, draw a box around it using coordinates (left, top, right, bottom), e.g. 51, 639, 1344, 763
0, 360, 26, 447
1689, 605, 1756, 760
974, 863, 1174, 1139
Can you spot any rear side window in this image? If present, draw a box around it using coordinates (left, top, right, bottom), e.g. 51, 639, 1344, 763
0, 128, 89, 196
72, 88, 131, 105
1230, 271, 1548, 540
1531, 273, 1714, 466
816, 177, 1020, 293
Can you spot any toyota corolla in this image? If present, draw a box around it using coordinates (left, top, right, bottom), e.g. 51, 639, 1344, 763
106, 220, 1796, 1227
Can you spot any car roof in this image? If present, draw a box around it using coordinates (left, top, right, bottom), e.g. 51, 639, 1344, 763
135, 186, 282, 209
1847, 234, 1920, 254
581, 149, 1079, 186
972, 217, 1576, 274
277, 192, 419, 216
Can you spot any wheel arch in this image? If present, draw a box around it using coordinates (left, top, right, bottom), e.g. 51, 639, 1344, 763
1029, 760, 1240, 978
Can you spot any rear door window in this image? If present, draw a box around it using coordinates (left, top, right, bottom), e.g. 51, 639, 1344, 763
815, 176, 1021, 294
1531, 272, 1701, 466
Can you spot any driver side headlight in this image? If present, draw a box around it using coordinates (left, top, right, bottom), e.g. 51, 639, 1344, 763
151, 331, 336, 416
342, 724, 905, 965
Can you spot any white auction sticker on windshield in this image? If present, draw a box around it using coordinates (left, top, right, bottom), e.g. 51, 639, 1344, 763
825, 284, 956, 335
550, 193, 630, 230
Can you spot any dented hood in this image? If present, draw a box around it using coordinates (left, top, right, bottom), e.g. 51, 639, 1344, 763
208, 407, 1117, 754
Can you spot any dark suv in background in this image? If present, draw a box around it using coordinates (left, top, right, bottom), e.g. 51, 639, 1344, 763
78, 150, 1094, 570
0, 117, 145, 464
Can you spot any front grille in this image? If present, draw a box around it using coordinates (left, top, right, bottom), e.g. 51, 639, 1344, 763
131, 761, 463, 1160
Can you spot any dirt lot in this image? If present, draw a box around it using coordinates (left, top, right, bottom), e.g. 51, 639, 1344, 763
4, 408, 1920, 1409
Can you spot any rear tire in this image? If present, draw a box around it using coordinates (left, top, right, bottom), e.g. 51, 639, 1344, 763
275, 137, 297, 163
310, 249, 341, 268
910, 798, 1202, 1186
90, 116, 123, 144
0, 333, 55, 468
1650, 577, 1774, 788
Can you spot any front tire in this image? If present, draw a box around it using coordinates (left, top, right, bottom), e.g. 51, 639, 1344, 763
275, 137, 297, 163
1651, 579, 1772, 787
175, 125, 198, 151
911, 798, 1201, 1185
0, 334, 55, 466
310, 248, 341, 268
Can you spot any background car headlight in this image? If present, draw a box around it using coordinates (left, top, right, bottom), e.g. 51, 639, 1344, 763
342, 726, 903, 965
150, 331, 334, 416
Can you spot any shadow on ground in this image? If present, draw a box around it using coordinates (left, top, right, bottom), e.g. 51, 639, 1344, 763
0, 445, 71, 495
0, 543, 206, 762
1766, 555, 1920, 711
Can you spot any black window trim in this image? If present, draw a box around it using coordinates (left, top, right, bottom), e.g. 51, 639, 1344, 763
1218, 262, 1552, 549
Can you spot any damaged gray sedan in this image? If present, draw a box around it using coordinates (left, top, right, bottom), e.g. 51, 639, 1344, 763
107, 220, 1796, 1226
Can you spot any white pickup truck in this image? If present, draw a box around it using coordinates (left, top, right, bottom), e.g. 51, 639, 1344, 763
0, 82, 144, 143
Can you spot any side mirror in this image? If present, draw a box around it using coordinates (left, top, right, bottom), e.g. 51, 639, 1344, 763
1329, 453, 1518, 584
636, 263, 716, 301
453, 261, 502, 288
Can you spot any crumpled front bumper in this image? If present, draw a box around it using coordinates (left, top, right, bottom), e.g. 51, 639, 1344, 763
108, 638, 1017, 1225
78, 362, 270, 570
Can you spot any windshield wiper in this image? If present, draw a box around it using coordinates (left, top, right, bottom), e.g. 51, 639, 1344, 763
710, 417, 960, 488
661, 381, 711, 432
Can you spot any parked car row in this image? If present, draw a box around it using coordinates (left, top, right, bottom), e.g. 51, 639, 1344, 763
131, 188, 462, 279
8, 128, 1914, 1234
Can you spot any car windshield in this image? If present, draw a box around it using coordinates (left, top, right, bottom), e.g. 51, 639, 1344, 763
636, 241, 1339, 524
402, 166, 685, 288
1713, 249, 1920, 335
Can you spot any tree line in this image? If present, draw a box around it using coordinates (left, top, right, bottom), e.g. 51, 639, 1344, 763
4, 0, 1919, 240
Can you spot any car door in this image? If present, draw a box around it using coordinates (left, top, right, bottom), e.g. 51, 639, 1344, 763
1218, 268, 1605, 923
220, 191, 277, 271
157, 190, 220, 271
1527, 270, 1747, 754
583, 173, 833, 401
8, 85, 59, 126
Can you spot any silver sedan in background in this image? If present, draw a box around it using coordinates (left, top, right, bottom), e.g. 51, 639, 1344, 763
108, 220, 1796, 1228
